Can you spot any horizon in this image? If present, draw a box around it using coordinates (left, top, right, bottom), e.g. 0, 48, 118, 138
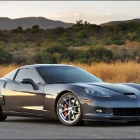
0, 16, 140, 25
0, 1, 140, 25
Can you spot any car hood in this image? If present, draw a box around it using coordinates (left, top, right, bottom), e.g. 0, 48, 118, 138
73, 82, 140, 94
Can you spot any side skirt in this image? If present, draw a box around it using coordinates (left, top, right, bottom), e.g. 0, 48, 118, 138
3, 111, 44, 118
3, 110, 58, 120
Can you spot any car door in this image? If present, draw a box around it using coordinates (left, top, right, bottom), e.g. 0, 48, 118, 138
4, 68, 44, 114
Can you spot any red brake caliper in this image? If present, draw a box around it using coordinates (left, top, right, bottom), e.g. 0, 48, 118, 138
63, 103, 68, 117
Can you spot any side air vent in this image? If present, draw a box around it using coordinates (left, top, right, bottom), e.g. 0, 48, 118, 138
3, 82, 7, 88
123, 93, 137, 98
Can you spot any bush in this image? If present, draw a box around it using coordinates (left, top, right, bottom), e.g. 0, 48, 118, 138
31, 25, 40, 33
45, 43, 67, 54
11, 26, 23, 33
0, 47, 12, 64
34, 51, 56, 64
52, 27, 65, 35
88, 46, 113, 63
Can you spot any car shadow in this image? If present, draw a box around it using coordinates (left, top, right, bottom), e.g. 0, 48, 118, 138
84, 121, 140, 127
5, 117, 140, 127
5, 117, 60, 124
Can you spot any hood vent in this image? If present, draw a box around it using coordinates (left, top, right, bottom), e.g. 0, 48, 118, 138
123, 93, 138, 99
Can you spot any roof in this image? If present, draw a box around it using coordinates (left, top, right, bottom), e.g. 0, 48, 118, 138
20, 64, 75, 69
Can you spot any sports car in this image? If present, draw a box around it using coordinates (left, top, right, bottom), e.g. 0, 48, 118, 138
1, 64, 140, 126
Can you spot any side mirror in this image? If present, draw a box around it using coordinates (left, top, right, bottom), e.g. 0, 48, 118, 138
21, 78, 39, 90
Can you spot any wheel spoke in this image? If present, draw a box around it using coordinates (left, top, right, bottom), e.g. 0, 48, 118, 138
73, 111, 79, 114
64, 111, 70, 120
60, 110, 64, 114
59, 104, 64, 108
72, 105, 80, 108
68, 96, 71, 106
68, 111, 71, 122
63, 98, 69, 105
71, 98, 75, 104
59, 108, 69, 114
71, 113, 75, 120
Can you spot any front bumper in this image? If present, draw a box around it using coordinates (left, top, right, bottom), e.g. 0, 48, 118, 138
83, 113, 140, 121
81, 99, 140, 121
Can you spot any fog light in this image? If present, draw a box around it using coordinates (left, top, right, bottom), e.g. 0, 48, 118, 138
95, 108, 107, 114
96, 109, 102, 113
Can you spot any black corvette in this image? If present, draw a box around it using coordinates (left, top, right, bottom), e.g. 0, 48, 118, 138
1, 64, 140, 126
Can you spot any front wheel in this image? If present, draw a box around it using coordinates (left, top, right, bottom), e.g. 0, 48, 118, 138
57, 92, 84, 126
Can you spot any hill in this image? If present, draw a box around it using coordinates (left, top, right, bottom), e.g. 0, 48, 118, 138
100, 18, 140, 26
0, 17, 73, 30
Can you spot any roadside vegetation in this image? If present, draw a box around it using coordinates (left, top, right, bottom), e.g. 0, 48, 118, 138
0, 21, 140, 65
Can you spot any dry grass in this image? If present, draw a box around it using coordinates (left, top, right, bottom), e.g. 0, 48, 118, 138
1, 61, 140, 83
72, 61, 140, 83
0, 64, 19, 78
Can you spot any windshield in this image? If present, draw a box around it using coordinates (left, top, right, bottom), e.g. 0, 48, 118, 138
37, 66, 103, 84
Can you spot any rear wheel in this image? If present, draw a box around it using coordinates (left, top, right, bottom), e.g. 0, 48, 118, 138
0, 106, 7, 121
57, 92, 84, 126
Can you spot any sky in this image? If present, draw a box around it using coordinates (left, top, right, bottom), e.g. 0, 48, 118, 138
0, 1, 140, 25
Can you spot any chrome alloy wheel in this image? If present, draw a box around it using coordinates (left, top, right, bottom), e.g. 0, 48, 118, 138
58, 94, 81, 124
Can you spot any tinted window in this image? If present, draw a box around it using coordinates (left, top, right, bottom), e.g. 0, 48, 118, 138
15, 68, 39, 83
3, 69, 17, 80
37, 66, 102, 83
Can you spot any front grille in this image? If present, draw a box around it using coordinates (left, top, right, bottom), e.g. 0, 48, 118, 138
113, 108, 140, 116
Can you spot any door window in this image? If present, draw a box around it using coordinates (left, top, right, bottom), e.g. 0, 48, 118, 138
15, 68, 39, 83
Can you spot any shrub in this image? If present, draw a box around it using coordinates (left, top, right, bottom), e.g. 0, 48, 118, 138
34, 51, 56, 64
0, 47, 12, 64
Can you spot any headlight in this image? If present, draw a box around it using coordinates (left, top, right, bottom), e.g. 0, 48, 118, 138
84, 88, 111, 97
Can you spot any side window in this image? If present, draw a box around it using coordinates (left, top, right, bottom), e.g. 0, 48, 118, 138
15, 69, 39, 83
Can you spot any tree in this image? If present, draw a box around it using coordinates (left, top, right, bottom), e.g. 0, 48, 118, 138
17, 26, 23, 32
32, 25, 40, 33
32, 25, 39, 30
11, 26, 23, 33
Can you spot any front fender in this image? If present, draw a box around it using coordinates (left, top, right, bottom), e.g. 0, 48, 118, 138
42, 84, 87, 119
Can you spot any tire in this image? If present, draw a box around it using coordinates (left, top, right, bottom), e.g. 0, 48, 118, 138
0, 105, 7, 121
57, 92, 84, 126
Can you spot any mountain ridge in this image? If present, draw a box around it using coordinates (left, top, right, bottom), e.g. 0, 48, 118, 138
1, 17, 140, 30
0, 17, 74, 30
100, 18, 140, 26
